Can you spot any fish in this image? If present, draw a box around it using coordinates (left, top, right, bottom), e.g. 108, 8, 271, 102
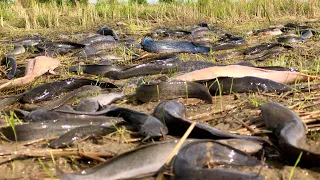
198, 76, 292, 95
36, 41, 85, 50
173, 64, 319, 84
0, 94, 24, 111
135, 80, 213, 104
210, 35, 246, 51
0, 56, 61, 90
178, 61, 218, 72
216, 138, 263, 154
0, 117, 122, 142
69, 64, 124, 76
74, 40, 118, 58
1, 56, 17, 79
54, 106, 168, 140
7, 45, 26, 56
281, 23, 311, 32
173, 140, 264, 180
97, 26, 120, 41
300, 29, 313, 40
40, 85, 102, 111
141, 37, 211, 54
104, 54, 181, 79
153, 100, 270, 144
49, 125, 116, 149
35, 41, 85, 56
244, 43, 291, 55
4, 36, 49, 47
77, 92, 125, 112
77, 99, 100, 112
260, 102, 320, 167
151, 28, 191, 38
21, 78, 119, 103
57, 140, 182, 180
78, 34, 116, 45
276, 30, 313, 43
253, 28, 283, 36
24, 108, 116, 122
243, 46, 286, 61
276, 36, 302, 43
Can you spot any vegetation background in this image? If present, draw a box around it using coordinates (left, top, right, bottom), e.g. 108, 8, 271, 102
0, 0, 319, 34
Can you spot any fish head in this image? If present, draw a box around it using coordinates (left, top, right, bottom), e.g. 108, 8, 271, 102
153, 101, 186, 121
141, 37, 153, 46
140, 117, 169, 138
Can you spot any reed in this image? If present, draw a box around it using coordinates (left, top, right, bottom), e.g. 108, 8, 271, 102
0, 0, 319, 32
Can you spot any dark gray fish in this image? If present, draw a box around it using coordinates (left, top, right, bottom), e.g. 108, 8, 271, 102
193, 21, 211, 30
41, 85, 101, 111
74, 40, 118, 58
57, 140, 182, 180
76, 53, 123, 63
4, 36, 49, 47
190, 27, 213, 39
198, 76, 292, 95
260, 102, 320, 167
97, 26, 120, 41
49, 125, 116, 149
36, 41, 85, 50
151, 28, 191, 38
300, 29, 313, 40
136, 80, 213, 104
276, 30, 312, 43
78, 34, 116, 46
179, 61, 217, 72
244, 43, 281, 55
69, 64, 124, 76
21, 78, 119, 104
77, 92, 125, 112
253, 27, 283, 36
141, 37, 210, 54
7, 45, 26, 56
281, 23, 311, 32
276, 36, 301, 43
173, 140, 264, 180
1, 56, 17, 79
153, 100, 270, 144
214, 51, 242, 61
77, 99, 100, 112
24, 108, 115, 122
55, 105, 76, 111
211, 37, 246, 51
54, 106, 168, 139
255, 66, 297, 72
0, 94, 24, 111
104, 54, 181, 79
216, 138, 263, 154
0, 117, 121, 142
35, 41, 85, 56
244, 46, 286, 61
178, 61, 277, 72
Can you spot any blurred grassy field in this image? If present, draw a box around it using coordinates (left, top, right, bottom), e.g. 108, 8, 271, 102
0, 0, 319, 36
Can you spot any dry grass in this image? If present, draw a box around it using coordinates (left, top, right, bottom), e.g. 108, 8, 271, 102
0, 0, 319, 35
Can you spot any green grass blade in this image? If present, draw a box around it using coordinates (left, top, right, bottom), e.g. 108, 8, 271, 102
289, 151, 303, 180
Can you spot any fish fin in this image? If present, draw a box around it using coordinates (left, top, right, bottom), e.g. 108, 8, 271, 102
141, 136, 151, 143
55, 165, 75, 180
48, 69, 56, 75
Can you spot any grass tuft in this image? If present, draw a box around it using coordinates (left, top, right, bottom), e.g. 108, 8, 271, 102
289, 151, 303, 180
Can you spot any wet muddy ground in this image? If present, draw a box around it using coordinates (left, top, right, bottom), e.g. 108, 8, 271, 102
0, 19, 320, 179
